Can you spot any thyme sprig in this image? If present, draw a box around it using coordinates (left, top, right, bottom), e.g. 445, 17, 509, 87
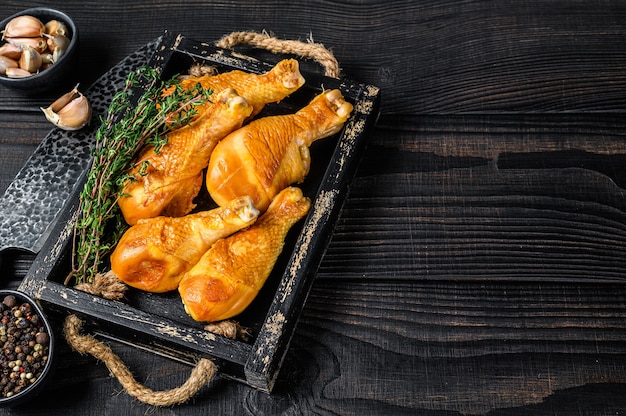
67, 66, 213, 285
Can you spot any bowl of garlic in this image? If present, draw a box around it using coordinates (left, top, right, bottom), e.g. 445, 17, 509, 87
0, 8, 78, 93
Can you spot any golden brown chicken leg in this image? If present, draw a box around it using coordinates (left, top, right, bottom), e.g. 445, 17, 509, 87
111, 196, 259, 293
178, 187, 311, 322
165, 58, 305, 118
118, 88, 252, 225
206, 89, 353, 212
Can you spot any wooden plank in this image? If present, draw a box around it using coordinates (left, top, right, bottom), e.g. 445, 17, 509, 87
288, 279, 626, 415
318, 114, 626, 282
1, 0, 626, 414
16, 279, 626, 415
1, 1, 625, 115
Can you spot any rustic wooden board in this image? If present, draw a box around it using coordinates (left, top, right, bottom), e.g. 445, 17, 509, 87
0, 1, 624, 116
2, 0, 626, 414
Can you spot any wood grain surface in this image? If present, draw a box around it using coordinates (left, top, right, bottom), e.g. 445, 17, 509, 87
1, 0, 626, 415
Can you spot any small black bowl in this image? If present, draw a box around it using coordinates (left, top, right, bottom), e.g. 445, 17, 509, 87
0, 8, 79, 94
0, 290, 55, 407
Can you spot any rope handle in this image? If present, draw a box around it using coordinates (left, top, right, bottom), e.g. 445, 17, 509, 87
216, 31, 341, 78
63, 314, 217, 407
65, 273, 248, 406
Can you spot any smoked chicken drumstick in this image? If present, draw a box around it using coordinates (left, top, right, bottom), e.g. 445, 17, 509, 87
118, 88, 252, 225
111, 196, 259, 293
206, 89, 353, 213
178, 187, 311, 322
165, 58, 305, 118
119, 59, 306, 225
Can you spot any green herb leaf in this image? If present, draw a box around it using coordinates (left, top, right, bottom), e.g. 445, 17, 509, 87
67, 67, 213, 285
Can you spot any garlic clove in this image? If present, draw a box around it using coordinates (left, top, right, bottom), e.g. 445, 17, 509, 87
0, 56, 18, 75
46, 83, 81, 112
41, 53, 54, 65
52, 95, 91, 130
41, 85, 91, 130
44, 34, 69, 53
18, 46, 41, 73
57, 97, 91, 129
0, 42, 22, 60
2, 15, 45, 40
44, 20, 68, 37
5, 67, 31, 78
7, 37, 47, 54
52, 47, 66, 63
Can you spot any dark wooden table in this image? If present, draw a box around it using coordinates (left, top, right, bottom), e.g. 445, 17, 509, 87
2, 1, 626, 414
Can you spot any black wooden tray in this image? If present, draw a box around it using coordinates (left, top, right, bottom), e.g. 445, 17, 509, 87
19, 31, 380, 392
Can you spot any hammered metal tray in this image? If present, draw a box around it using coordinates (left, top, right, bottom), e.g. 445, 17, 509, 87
19, 31, 380, 392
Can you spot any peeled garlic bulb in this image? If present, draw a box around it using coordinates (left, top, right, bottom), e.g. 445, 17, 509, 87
41, 84, 91, 130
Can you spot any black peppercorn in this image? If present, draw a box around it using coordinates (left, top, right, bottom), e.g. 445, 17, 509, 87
18, 304, 31, 315
35, 332, 49, 346
2, 296, 15, 308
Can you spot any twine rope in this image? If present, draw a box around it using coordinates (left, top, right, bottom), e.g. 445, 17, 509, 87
63, 314, 217, 407
216, 31, 341, 78
205, 320, 250, 342
74, 270, 127, 301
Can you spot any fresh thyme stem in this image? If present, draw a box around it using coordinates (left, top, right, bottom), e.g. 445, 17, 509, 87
67, 66, 213, 286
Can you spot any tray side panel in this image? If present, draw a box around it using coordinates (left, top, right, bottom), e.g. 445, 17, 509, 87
245, 83, 381, 391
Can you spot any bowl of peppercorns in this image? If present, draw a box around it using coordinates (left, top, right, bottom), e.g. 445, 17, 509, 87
0, 290, 54, 407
